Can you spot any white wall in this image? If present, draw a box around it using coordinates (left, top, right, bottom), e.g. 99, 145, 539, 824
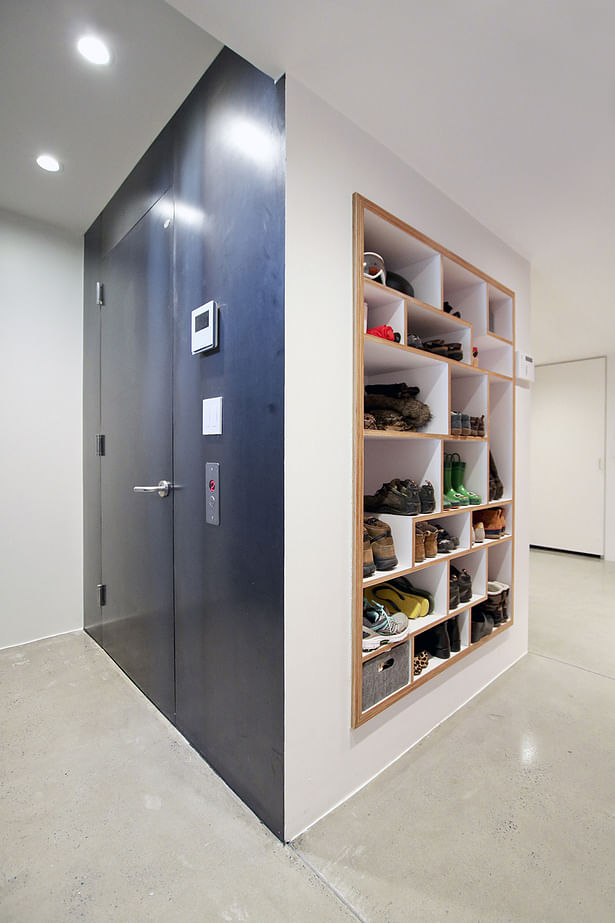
0, 209, 83, 648
284, 79, 531, 840
606, 355, 615, 561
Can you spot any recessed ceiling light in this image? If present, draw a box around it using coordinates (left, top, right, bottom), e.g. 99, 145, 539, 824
77, 34, 111, 66
36, 153, 61, 173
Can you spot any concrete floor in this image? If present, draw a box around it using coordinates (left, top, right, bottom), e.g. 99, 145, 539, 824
2, 550, 614, 921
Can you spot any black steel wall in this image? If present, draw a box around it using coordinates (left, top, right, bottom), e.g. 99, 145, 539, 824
83, 48, 285, 838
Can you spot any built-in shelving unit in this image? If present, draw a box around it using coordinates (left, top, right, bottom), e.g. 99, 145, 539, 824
353, 195, 515, 727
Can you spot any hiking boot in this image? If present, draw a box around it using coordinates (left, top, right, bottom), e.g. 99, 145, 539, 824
447, 615, 461, 652
363, 598, 409, 642
419, 481, 435, 513
460, 413, 471, 436
437, 529, 457, 554
414, 528, 426, 564
363, 525, 376, 578
364, 481, 416, 515
417, 522, 438, 558
451, 411, 462, 436
390, 478, 422, 514
451, 564, 472, 602
364, 517, 398, 570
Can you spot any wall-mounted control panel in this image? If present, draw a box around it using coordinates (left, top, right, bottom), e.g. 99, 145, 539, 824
191, 301, 219, 355
202, 396, 223, 435
205, 462, 220, 525
515, 349, 535, 383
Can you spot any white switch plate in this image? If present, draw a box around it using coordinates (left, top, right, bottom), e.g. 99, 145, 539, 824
202, 397, 223, 435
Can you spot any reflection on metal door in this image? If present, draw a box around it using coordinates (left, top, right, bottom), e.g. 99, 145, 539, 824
530, 357, 606, 556
100, 190, 175, 719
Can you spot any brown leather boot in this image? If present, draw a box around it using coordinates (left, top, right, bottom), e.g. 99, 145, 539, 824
417, 522, 438, 558
363, 525, 376, 577
364, 517, 398, 570
415, 529, 426, 564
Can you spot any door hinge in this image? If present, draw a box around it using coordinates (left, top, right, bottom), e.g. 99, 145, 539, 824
96, 584, 107, 607
95, 434, 106, 456
96, 281, 104, 306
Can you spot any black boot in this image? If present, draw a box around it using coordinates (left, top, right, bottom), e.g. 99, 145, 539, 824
447, 616, 460, 652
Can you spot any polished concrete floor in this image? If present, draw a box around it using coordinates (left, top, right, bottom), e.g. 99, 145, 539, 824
2, 550, 614, 921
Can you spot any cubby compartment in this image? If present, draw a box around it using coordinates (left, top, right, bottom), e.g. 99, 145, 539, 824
442, 255, 488, 334
363, 279, 405, 340
364, 437, 442, 514
362, 640, 410, 711
443, 440, 488, 507
406, 300, 471, 346
365, 361, 449, 436
450, 367, 488, 437
363, 512, 413, 587
475, 337, 513, 377
488, 379, 513, 501
363, 208, 442, 309
415, 510, 471, 566
413, 609, 471, 681
450, 548, 487, 612
488, 284, 514, 342
488, 540, 513, 587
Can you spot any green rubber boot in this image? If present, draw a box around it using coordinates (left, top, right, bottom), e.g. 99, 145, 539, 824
450, 452, 481, 504
444, 455, 467, 507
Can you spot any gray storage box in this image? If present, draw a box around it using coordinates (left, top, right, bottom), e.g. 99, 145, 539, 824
362, 641, 410, 711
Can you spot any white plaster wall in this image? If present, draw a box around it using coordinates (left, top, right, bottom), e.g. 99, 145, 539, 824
606, 355, 615, 561
284, 79, 531, 840
0, 209, 83, 648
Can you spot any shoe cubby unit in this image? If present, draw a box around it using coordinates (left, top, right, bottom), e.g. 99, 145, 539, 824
354, 194, 516, 726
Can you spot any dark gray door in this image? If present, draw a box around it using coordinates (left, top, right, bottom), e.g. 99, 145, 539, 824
100, 190, 175, 720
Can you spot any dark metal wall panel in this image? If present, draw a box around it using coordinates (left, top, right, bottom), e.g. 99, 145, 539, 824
83, 48, 285, 839
172, 50, 285, 840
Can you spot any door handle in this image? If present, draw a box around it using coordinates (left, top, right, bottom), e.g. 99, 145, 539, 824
133, 480, 173, 498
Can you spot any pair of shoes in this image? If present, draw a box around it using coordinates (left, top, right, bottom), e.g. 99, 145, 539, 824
471, 606, 494, 642
437, 526, 460, 554
483, 581, 510, 625
470, 415, 485, 437
474, 508, 506, 539
363, 598, 409, 646
451, 411, 471, 436
451, 564, 472, 603
365, 578, 431, 621
365, 479, 435, 516
422, 339, 464, 362
415, 616, 460, 661
444, 453, 481, 506
365, 479, 420, 515
364, 518, 398, 574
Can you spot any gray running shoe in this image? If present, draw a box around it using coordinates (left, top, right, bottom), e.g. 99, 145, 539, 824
363, 598, 409, 642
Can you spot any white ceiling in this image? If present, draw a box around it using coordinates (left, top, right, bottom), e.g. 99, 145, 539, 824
2, 0, 614, 362
0, 0, 221, 234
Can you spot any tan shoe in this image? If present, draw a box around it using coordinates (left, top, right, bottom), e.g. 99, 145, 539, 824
363, 525, 376, 578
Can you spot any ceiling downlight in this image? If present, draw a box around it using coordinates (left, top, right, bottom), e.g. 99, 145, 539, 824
36, 154, 61, 173
77, 34, 111, 66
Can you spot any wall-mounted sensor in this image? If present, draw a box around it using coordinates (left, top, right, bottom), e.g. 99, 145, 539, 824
515, 350, 535, 383
191, 301, 219, 355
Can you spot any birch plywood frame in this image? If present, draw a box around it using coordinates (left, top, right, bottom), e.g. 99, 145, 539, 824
352, 194, 516, 728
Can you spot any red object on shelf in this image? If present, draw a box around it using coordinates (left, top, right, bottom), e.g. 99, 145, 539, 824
366, 324, 396, 341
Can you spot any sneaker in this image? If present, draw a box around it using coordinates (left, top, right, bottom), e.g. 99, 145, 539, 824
364, 517, 398, 570
364, 481, 418, 516
362, 626, 389, 652
363, 598, 409, 643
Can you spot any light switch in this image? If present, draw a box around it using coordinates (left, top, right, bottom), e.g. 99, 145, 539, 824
202, 397, 223, 435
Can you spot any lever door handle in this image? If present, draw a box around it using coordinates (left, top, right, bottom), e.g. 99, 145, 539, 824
133, 480, 173, 498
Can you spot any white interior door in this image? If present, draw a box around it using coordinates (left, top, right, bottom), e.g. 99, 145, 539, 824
530, 358, 606, 555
